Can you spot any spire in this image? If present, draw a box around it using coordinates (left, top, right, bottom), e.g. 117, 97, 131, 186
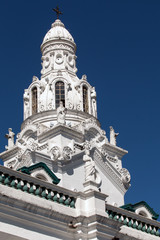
52, 6, 63, 19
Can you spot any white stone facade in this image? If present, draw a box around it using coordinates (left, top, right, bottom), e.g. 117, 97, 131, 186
0, 17, 159, 240
0, 18, 130, 207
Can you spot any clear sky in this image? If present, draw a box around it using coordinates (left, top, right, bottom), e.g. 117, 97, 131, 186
0, 0, 160, 217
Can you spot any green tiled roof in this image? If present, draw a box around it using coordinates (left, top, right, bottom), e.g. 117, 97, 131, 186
18, 162, 60, 185
120, 201, 159, 220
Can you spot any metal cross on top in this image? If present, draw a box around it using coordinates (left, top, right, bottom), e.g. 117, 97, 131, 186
53, 6, 63, 19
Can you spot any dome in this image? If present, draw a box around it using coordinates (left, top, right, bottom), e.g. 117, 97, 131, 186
42, 19, 75, 45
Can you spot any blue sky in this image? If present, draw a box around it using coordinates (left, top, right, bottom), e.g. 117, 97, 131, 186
0, 1, 160, 216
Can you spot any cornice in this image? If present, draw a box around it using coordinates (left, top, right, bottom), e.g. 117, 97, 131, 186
38, 124, 84, 143
102, 142, 128, 158
93, 149, 127, 194
106, 203, 160, 228
0, 146, 20, 160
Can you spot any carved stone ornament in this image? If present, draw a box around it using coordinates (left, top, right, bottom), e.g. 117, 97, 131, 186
44, 56, 50, 68
17, 149, 25, 159
40, 82, 46, 94
48, 102, 53, 110
23, 90, 29, 102
7, 160, 17, 169
76, 104, 81, 111
107, 155, 118, 163
82, 74, 87, 81
50, 146, 60, 161
119, 168, 131, 184
101, 130, 106, 136
24, 119, 32, 127
57, 70, 62, 76
101, 147, 108, 157
68, 102, 73, 110
17, 152, 32, 169
100, 147, 118, 163
40, 104, 45, 112
67, 55, 74, 68
83, 141, 91, 151
28, 138, 38, 152
55, 53, 64, 64
63, 146, 73, 161
73, 84, 80, 110
32, 76, 39, 82
85, 117, 96, 125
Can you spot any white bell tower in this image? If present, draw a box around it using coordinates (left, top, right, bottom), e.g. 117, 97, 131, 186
0, 16, 130, 207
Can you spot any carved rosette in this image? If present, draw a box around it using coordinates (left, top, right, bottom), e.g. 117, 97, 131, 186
76, 104, 81, 111
39, 102, 45, 112
48, 102, 53, 110
50, 146, 60, 161
68, 102, 73, 110
63, 146, 73, 161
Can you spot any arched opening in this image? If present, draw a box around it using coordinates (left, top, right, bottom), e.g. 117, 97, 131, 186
83, 85, 88, 113
55, 81, 65, 108
32, 87, 38, 114
35, 174, 47, 181
139, 211, 147, 217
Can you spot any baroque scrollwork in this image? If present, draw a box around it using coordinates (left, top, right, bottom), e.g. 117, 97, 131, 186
119, 168, 131, 185
40, 103, 45, 112
48, 102, 53, 110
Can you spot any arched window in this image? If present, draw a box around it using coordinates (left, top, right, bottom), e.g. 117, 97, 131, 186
139, 211, 147, 217
32, 87, 37, 114
55, 81, 65, 108
35, 174, 47, 181
83, 85, 88, 113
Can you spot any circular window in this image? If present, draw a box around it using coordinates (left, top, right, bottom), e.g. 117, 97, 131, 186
56, 54, 63, 64
68, 56, 74, 67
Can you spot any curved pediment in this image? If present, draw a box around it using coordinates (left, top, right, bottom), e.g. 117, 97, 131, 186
17, 124, 37, 144
121, 201, 159, 220
18, 162, 60, 185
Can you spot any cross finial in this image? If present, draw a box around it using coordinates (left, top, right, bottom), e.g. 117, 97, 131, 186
53, 6, 63, 19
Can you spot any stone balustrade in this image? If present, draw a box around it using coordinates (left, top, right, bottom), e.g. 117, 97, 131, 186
0, 165, 76, 208
106, 204, 160, 237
